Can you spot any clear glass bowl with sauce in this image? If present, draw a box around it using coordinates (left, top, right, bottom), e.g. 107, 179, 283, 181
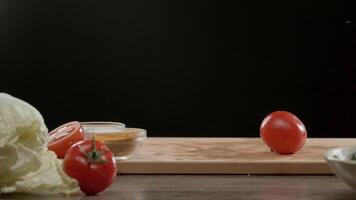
81, 122, 146, 161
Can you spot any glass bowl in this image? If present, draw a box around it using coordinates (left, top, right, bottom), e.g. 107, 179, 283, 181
81, 121, 126, 137
81, 122, 146, 161
325, 146, 356, 190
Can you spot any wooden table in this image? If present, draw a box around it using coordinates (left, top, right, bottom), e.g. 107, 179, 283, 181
2, 138, 356, 199
2, 175, 356, 200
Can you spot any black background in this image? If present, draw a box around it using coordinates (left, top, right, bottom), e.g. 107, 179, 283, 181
0, 1, 355, 137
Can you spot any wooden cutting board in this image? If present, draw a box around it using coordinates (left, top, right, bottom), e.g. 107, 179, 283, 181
117, 138, 356, 174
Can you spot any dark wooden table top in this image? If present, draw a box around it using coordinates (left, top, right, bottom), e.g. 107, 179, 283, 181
1, 175, 356, 200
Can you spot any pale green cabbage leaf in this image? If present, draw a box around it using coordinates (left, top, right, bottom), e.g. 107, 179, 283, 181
0, 93, 79, 195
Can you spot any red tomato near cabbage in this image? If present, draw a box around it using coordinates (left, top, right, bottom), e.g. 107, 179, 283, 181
63, 138, 117, 195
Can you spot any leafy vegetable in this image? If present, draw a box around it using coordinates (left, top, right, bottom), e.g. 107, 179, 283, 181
348, 153, 356, 161
0, 93, 79, 195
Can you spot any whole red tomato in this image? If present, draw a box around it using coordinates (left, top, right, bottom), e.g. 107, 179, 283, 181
260, 111, 307, 154
63, 138, 117, 195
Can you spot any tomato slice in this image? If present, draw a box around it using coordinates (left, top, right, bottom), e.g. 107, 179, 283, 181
48, 121, 84, 158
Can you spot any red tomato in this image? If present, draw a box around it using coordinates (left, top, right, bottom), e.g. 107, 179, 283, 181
260, 111, 307, 154
63, 139, 117, 195
48, 121, 84, 158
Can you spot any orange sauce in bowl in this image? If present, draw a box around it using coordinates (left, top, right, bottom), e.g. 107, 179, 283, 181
93, 128, 146, 160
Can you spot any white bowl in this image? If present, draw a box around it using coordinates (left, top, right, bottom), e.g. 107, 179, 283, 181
325, 146, 356, 190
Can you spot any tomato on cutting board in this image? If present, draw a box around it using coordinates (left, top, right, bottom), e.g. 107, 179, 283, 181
47, 121, 84, 158
260, 111, 307, 154
63, 139, 117, 195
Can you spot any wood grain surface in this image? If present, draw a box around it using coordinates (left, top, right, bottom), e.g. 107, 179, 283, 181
117, 138, 356, 174
2, 175, 356, 200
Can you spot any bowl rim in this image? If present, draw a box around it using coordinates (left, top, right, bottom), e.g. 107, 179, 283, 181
80, 121, 126, 127
324, 146, 356, 165
81, 123, 147, 139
